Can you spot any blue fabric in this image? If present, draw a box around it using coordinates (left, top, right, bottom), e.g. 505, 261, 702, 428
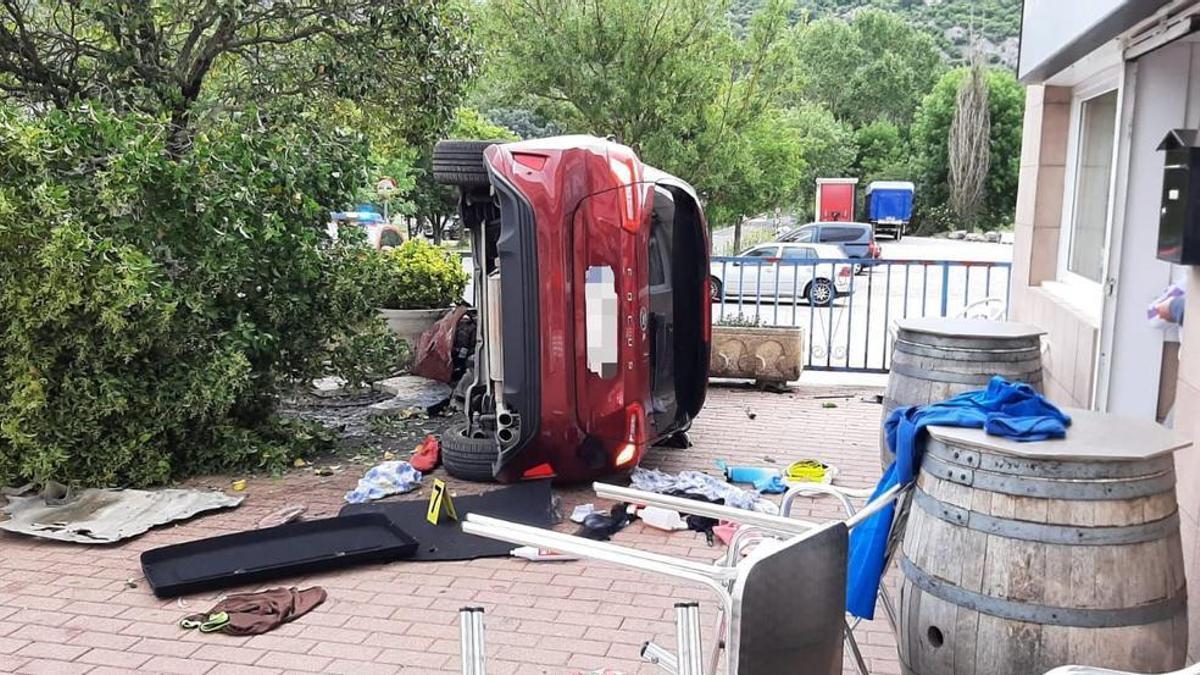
845, 377, 1070, 619
716, 461, 788, 494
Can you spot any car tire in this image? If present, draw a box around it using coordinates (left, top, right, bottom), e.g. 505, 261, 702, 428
710, 277, 724, 302
441, 424, 498, 482
432, 140, 499, 188
895, 228, 904, 241
806, 278, 835, 307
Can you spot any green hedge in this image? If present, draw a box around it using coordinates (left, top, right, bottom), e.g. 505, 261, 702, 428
377, 239, 469, 310
0, 105, 402, 487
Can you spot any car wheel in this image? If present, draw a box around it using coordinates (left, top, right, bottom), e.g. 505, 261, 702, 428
895, 228, 903, 241
441, 424, 498, 482
807, 279, 835, 307
710, 277, 724, 302
432, 140, 502, 188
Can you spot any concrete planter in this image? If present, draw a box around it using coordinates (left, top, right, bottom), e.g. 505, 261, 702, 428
378, 307, 450, 346
709, 325, 805, 384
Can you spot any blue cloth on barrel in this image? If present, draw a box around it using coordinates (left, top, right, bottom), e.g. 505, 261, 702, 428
845, 376, 1071, 619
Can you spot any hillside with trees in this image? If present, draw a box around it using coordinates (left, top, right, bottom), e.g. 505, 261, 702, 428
470, 0, 1024, 235
730, 0, 1023, 68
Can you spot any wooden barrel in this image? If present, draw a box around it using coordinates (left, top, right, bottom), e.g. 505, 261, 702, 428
898, 410, 1189, 675
882, 318, 1044, 467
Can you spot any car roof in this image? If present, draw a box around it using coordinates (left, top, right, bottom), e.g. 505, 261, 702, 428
801, 221, 872, 229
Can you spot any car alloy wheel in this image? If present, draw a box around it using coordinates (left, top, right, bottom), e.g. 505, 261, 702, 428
808, 279, 834, 307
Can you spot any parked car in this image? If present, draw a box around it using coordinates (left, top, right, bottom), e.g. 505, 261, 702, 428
432, 136, 711, 483
327, 210, 405, 249
710, 242, 853, 307
778, 221, 880, 273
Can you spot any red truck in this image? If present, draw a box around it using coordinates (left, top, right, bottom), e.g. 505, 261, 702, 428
815, 177, 859, 222
433, 136, 711, 482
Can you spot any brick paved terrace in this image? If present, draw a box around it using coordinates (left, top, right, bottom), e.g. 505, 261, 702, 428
0, 383, 897, 674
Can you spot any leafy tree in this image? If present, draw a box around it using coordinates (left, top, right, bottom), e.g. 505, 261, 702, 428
852, 119, 911, 184
910, 66, 1023, 231
477, 0, 811, 227
0, 1, 477, 149
0, 105, 402, 486
792, 9, 946, 126
411, 108, 518, 244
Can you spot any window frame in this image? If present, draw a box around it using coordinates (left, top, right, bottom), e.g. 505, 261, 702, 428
1056, 70, 1122, 297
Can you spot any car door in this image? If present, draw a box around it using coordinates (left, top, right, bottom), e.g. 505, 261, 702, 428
780, 245, 817, 300
729, 245, 779, 298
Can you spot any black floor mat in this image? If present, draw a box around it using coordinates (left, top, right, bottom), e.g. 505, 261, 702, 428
339, 479, 556, 561
141, 513, 418, 598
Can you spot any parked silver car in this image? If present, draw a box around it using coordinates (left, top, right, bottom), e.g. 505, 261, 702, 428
710, 242, 853, 307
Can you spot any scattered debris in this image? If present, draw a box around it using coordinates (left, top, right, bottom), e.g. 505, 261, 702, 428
744, 407, 757, 420
630, 467, 778, 515
179, 587, 328, 636
717, 461, 787, 494
256, 505, 307, 529
511, 546, 579, 562
382, 451, 397, 461
409, 434, 441, 473
637, 506, 688, 531
410, 306, 472, 383
0, 488, 243, 544
371, 375, 452, 415
231, 479, 247, 492
125, 578, 140, 589
821, 402, 838, 409
314, 465, 340, 477
142, 514, 416, 597
577, 503, 633, 541
570, 503, 597, 524
309, 376, 365, 398
293, 458, 311, 468
344, 461, 422, 504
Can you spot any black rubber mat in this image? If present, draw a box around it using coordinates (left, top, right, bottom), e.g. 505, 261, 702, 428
339, 479, 556, 561
141, 513, 418, 598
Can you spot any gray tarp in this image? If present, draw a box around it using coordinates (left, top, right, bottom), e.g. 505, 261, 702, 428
0, 488, 243, 544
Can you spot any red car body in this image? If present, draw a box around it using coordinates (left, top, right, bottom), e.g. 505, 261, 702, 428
448, 136, 710, 482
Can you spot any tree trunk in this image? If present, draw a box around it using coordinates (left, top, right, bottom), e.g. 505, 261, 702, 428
732, 218, 744, 253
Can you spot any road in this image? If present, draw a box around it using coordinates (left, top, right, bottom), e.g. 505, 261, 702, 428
712, 236, 1014, 370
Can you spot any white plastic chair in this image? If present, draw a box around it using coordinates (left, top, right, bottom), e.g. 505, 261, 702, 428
461, 481, 909, 675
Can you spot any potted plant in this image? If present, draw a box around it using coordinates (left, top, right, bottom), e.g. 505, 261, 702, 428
377, 239, 470, 346
709, 314, 805, 385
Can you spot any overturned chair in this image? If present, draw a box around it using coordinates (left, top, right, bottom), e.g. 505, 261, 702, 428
461, 481, 908, 675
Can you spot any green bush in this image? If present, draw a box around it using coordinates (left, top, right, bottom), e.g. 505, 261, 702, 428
377, 239, 470, 310
0, 104, 403, 487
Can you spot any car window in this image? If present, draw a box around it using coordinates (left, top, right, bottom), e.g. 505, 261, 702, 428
781, 246, 814, 259
741, 246, 778, 258
789, 228, 815, 243
819, 226, 868, 243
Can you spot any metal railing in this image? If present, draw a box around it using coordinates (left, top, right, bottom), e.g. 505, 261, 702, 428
710, 257, 1013, 373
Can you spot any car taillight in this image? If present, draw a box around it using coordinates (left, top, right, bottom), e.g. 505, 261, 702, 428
616, 401, 646, 468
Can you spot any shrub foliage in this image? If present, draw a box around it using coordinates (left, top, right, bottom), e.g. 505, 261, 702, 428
0, 105, 402, 487
377, 240, 470, 310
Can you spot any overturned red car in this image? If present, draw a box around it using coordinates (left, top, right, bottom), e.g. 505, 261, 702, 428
433, 136, 710, 482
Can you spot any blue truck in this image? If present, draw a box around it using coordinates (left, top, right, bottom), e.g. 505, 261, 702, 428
864, 181, 914, 240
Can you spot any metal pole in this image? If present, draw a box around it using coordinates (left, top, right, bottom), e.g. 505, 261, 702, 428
675, 602, 704, 675
459, 606, 486, 675
939, 262, 950, 317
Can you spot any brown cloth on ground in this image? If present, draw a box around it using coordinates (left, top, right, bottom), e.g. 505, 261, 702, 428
183, 586, 326, 636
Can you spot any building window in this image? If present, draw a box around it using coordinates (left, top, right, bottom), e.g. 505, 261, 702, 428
1065, 89, 1119, 284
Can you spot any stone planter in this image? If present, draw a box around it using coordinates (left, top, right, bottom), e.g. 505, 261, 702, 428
378, 307, 450, 346
709, 325, 805, 384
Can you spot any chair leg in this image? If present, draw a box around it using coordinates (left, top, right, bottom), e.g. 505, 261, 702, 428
641, 641, 679, 674
845, 620, 870, 675
675, 602, 705, 675
459, 606, 487, 675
